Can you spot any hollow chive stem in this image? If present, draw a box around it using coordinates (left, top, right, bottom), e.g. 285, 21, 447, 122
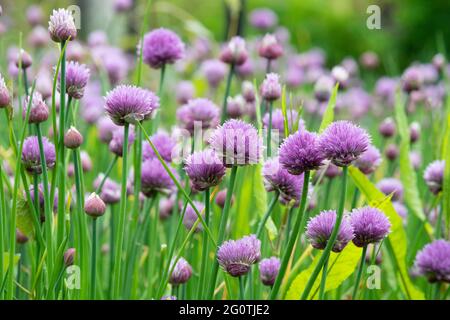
239, 276, 245, 300
270, 170, 310, 299
267, 100, 273, 157
207, 166, 238, 299
256, 191, 279, 238
112, 123, 129, 298
301, 166, 348, 300
220, 63, 235, 124
197, 188, 211, 299
318, 254, 329, 300
90, 218, 97, 299
352, 245, 368, 300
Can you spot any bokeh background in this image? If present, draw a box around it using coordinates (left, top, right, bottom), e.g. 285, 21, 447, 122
1, 0, 450, 73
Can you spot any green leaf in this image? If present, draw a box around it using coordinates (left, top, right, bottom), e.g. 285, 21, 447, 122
394, 91, 428, 226
281, 86, 289, 138
318, 83, 339, 133
348, 166, 425, 299
16, 192, 35, 239
2, 253, 20, 274
285, 243, 361, 300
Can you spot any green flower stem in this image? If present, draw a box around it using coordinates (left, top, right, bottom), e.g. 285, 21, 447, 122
256, 191, 279, 238
270, 170, 310, 300
239, 276, 245, 300
435, 200, 444, 239
207, 166, 238, 299
266, 59, 272, 74
0, 164, 5, 295
108, 205, 115, 298
95, 155, 119, 194
300, 166, 348, 300
352, 244, 368, 300
111, 123, 129, 298
197, 188, 211, 299
22, 69, 29, 96
351, 187, 359, 209
318, 253, 329, 300
220, 63, 235, 124
267, 100, 273, 157
90, 218, 97, 299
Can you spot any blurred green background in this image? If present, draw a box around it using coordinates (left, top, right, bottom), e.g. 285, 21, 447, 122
1, 0, 450, 72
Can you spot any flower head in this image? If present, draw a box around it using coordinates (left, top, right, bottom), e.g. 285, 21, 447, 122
176, 81, 194, 105
84, 193, 106, 218
226, 95, 246, 118
259, 257, 280, 286
424, 160, 445, 195
349, 206, 391, 247
185, 149, 226, 191
23, 91, 49, 123
260, 73, 281, 101
64, 248, 76, 267
183, 201, 205, 233
142, 28, 185, 69
0, 74, 10, 108
262, 109, 298, 138
94, 175, 121, 204
402, 66, 423, 93
249, 8, 278, 30
98, 117, 119, 143
105, 85, 159, 125
59, 61, 90, 99
215, 189, 235, 209
378, 117, 396, 138
217, 235, 261, 277
377, 178, 403, 201
319, 121, 370, 167
48, 9, 77, 43
22, 136, 56, 174
414, 240, 450, 283
201, 59, 227, 88
209, 119, 262, 167
142, 131, 176, 163
169, 257, 193, 285
258, 34, 283, 60
279, 130, 324, 175
354, 144, 382, 175
141, 158, 177, 197
109, 126, 135, 157
306, 210, 354, 253
176, 98, 219, 133
64, 126, 83, 149
220, 36, 248, 66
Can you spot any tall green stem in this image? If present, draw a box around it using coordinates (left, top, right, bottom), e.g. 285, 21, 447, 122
90, 218, 97, 299
197, 188, 211, 299
220, 64, 235, 124
300, 166, 348, 300
207, 166, 238, 299
318, 254, 329, 300
270, 170, 310, 299
112, 123, 129, 298
239, 276, 245, 300
0, 164, 5, 294
256, 191, 279, 238
352, 245, 367, 300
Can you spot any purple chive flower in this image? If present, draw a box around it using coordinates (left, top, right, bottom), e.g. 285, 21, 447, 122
215, 189, 235, 209
414, 240, 450, 283
236, 58, 254, 78
262, 109, 298, 138
185, 149, 226, 191
410, 122, 420, 143
58, 61, 90, 99
306, 210, 354, 253
375, 77, 397, 107
217, 235, 261, 277
15, 49, 32, 69
319, 121, 370, 167
141, 158, 177, 197
432, 53, 445, 71
279, 130, 324, 175
105, 85, 159, 126
314, 75, 334, 102
242, 81, 255, 103
258, 34, 283, 60
84, 193, 106, 218
354, 145, 382, 175
260, 73, 281, 101
385, 143, 399, 161
0, 74, 10, 108
64, 248, 76, 267
64, 126, 83, 149
114, 0, 134, 12
142, 131, 176, 162
318, 161, 342, 180
27, 5, 44, 26
249, 8, 278, 30
379, 117, 396, 138
402, 66, 423, 93
392, 201, 407, 219
377, 178, 404, 202
109, 127, 135, 157
360, 51, 379, 69
259, 257, 280, 286
331, 66, 349, 87
410, 151, 422, 170
22, 136, 56, 174
23, 92, 49, 123
94, 175, 121, 204
16, 229, 29, 244
424, 160, 445, 195
28, 25, 51, 48
28, 183, 58, 218
349, 206, 391, 247
142, 28, 185, 69
183, 201, 205, 233
209, 119, 262, 167
169, 257, 193, 285
87, 30, 108, 47
176, 98, 219, 133
226, 95, 246, 118
92, 46, 129, 85
98, 117, 120, 143
201, 59, 227, 88
176, 81, 194, 105
48, 8, 77, 43
220, 36, 248, 66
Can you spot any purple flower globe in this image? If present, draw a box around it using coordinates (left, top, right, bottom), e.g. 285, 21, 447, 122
98, 117, 119, 144
176, 81, 194, 105
262, 109, 298, 138
48, 8, 77, 43
349, 206, 391, 247
258, 34, 283, 60
209, 119, 262, 167
59, 61, 90, 99
200, 59, 227, 88
414, 240, 450, 283
109, 126, 135, 157
319, 121, 371, 167
354, 145, 382, 175
260, 73, 281, 101
28, 25, 51, 48
141, 158, 177, 197
185, 149, 226, 191
0, 74, 10, 108
64, 248, 76, 267
23, 92, 49, 124
215, 189, 235, 209
94, 175, 121, 205
249, 8, 278, 30
27, 5, 44, 26
114, 0, 134, 13
402, 66, 423, 93
105, 85, 159, 126
28, 183, 59, 218
169, 257, 193, 285
22, 136, 56, 174
424, 160, 445, 195
314, 75, 334, 102
84, 193, 106, 218
176, 98, 220, 134
279, 130, 324, 175
142, 28, 185, 69
259, 257, 280, 286
242, 81, 256, 103
183, 201, 205, 233
385, 143, 399, 161
410, 122, 421, 143
142, 131, 176, 163
217, 234, 261, 277
226, 95, 246, 119
220, 36, 248, 66
376, 178, 404, 202
378, 117, 396, 138
306, 210, 354, 253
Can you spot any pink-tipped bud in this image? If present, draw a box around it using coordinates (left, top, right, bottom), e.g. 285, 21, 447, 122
15, 49, 33, 69
64, 126, 83, 149
258, 34, 283, 60
409, 122, 420, 143
48, 9, 77, 43
84, 193, 106, 218
64, 248, 76, 266
215, 189, 235, 209
385, 144, 399, 161
24, 92, 49, 124
0, 74, 10, 108
378, 117, 396, 138
16, 229, 29, 244
220, 36, 248, 66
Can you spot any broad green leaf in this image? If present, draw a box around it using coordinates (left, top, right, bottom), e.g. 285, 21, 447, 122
394, 91, 428, 227
349, 166, 425, 299
16, 193, 35, 239
318, 83, 339, 133
285, 243, 361, 300
2, 253, 20, 274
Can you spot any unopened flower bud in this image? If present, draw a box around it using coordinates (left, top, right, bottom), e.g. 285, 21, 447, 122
84, 193, 106, 218
64, 126, 83, 149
